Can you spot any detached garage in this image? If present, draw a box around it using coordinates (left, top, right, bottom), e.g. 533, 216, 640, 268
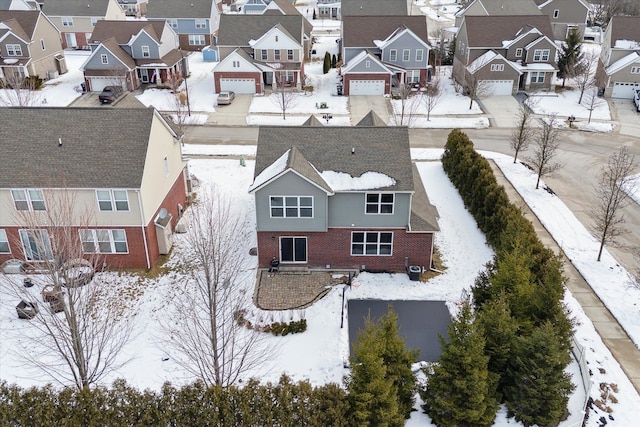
481, 80, 514, 96
219, 77, 257, 94
611, 82, 640, 99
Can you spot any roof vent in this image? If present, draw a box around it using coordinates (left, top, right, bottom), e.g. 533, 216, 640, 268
58, 138, 62, 147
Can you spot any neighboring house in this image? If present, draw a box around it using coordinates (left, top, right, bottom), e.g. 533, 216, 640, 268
248, 112, 439, 273
317, 0, 340, 20
454, 15, 557, 95
595, 16, 640, 99
117, 0, 148, 18
242, 0, 269, 14
0, 107, 188, 270
213, 13, 312, 94
0, 10, 67, 80
340, 0, 407, 17
340, 16, 430, 95
146, 0, 220, 51
81, 20, 184, 92
454, 0, 541, 27
533, 0, 589, 41
42, 0, 125, 49
0, 0, 40, 10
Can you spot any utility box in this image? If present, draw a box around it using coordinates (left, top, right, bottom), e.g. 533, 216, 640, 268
408, 266, 421, 281
155, 208, 173, 255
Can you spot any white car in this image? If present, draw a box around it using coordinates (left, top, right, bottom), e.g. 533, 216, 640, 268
217, 91, 235, 106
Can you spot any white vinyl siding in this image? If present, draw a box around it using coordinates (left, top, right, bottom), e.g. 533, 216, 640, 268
96, 190, 129, 211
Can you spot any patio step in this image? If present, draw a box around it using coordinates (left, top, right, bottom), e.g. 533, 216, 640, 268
278, 266, 310, 274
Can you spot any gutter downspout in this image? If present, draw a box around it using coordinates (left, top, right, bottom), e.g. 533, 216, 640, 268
137, 190, 151, 269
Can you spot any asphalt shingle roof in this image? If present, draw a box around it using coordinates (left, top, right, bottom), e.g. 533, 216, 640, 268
146, 0, 213, 19
43, 0, 112, 17
0, 107, 164, 189
341, 0, 407, 16
342, 16, 427, 47
0, 10, 39, 39
216, 14, 306, 46
255, 126, 414, 192
608, 16, 640, 48
90, 20, 166, 44
462, 15, 554, 47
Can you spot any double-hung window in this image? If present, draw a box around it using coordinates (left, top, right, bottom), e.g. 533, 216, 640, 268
195, 19, 206, 29
530, 72, 545, 83
415, 49, 424, 62
7, 44, 22, 56
61, 17, 73, 27
167, 19, 178, 29
270, 196, 313, 218
79, 229, 128, 254
274, 49, 281, 61
141, 46, 150, 58
189, 34, 205, 45
533, 49, 550, 62
365, 193, 394, 214
351, 232, 393, 256
0, 229, 10, 254
287, 49, 294, 60
389, 49, 397, 61
11, 189, 45, 211
402, 49, 410, 61
261, 49, 268, 60
96, 190, 129, 211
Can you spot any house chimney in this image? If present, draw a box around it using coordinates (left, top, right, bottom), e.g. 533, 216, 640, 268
351, 147, 355, 155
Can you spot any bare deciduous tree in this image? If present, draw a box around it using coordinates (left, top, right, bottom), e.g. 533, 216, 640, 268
527, 114, 563, 189
6, 189, 133, 390
574, 51, 599, 105
166, 70, 191, 129
589, 0, 626, 26
0, 72, 41, 106
423, 77, 443, 121
270, 67, 298, 120
591, 147, 638, 261
510, 97, 538, 164
390, 82, 420, 126
581, 88, 605, 123
454, 57, 492, 110
162, 190, 272, 387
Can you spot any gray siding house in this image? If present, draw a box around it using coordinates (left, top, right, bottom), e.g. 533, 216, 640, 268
249, 112, 439, 273
146, 0, 220, 51
595, 16, 640, 99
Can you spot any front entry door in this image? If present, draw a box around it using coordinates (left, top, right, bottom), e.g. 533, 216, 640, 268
280, 237, 307, 263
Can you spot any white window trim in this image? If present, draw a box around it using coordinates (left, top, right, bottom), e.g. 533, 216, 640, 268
274, 49, 281, 60
40, 39, 45, 50
533, 48, 550, 62
0, 229, 10, 254
530, 71, 545, 83
7, 44, 22, 56
553, 9, 559, 19
490, 63, 505, 72
101, 54, 108, 64
351, 231, 394, 256
91, 17, 98, 26
365, 60, 370, 68
195, 19, 207, 29
389, 49, 397, 61
141, 45, 150, 58
188, 34, 205, 46
19, 229, 53, 261
96, 189, 130, 212
11, 189, 46, 211
402, 49, 410, 61
515, 48, 523, 57
631, 66, 640, 74
61, 16, 73, 26
167, 19, 178, 29
270, 196, 314, 218
79, 229, 129, 254
415, 49, 424, 62
365, 193, 394, 215
287, 49, 294, 60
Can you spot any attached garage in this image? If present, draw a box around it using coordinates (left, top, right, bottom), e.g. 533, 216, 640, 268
349, 79, 385, 96
481, 80, 514, 96
87, 77, 127, 92
220, 78, 256, 94
611, 82, 640, 99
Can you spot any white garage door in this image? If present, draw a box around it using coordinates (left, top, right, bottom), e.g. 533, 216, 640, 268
611, 82, 640, 99
481, 80, 514, 96
88, 77, 125, 92
220, 78, 256, 94
349, 80, 385, 95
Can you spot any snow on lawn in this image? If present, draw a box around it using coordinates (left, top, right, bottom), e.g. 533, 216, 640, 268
529, 87, 611, 122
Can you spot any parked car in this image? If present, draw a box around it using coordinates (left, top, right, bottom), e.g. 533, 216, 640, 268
217, 91, 235, 105
99, 86, 123, 104
634, 89, 640, 112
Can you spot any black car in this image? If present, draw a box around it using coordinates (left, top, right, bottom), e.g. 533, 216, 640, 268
98, 86, 123, 104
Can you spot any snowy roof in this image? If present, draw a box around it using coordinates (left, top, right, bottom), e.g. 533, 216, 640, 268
606, 52, 640, 75
319, 170, 396, 191
614, 39, 640, 50
467, 51, 498, 73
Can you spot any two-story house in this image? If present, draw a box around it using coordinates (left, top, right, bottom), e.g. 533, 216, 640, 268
81, 20, 184, 92
317, 0, 340, 20
0, 107, 188, 270
117, 0, 147, 18
0, 0, 40, 10
248, 113, 439, 273
212, 13, 312, 94
146, 0, 220, 51
595, 16, 640, 99
0, 10, 66, 80
454, 15, 557, 95
42, 0, 125, 49
340, 16, 430, 95
454, 0, 542, 28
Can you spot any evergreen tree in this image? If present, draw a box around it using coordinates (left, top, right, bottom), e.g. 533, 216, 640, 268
323, 52, 331, 74
346, 319, 404, 427
377, 307, 419, 419
504, 322, 574, 426
557, 28, 584, 87
313, 8, 317, 20
331, 54, 337, 68
421, 304, 498, 427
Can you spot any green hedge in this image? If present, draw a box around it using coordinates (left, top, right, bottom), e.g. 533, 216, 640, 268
0, 376, 349, 427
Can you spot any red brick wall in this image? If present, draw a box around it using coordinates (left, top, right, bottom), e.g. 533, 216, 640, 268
343, 73, 391, 95
213, 71, 262, 93
61, 32, 90, 49
257, 228, 433, 273
178, 34, 211, 51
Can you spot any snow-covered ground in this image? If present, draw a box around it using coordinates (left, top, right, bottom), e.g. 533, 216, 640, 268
2, 148, 640, 426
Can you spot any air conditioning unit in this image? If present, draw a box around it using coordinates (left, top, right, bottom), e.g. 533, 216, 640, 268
47, 70, 59, 80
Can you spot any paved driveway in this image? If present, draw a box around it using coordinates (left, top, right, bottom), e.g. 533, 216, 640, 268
207, 94, 253, 126
348, 95, 391, 125
348, 299, 451, 361
478, 96, 522, 128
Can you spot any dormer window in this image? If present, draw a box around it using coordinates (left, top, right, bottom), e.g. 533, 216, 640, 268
142, 45, 150, 58
7, 44, 22, 56
515, 48, 523, 57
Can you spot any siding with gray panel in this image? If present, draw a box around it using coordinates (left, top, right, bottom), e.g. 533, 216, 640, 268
130, 32, 160, 59
381, 32, 428, 69
328, 192, 411, 228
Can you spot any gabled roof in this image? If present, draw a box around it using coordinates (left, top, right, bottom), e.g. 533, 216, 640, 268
533, 0, 589, 9
356, 111, 386, 126
89, 20, 166, 45
341, 50, 394, 74
607, 16, 640, 49
82, 37, 136, 70
263, 0, 301, 16
462, 15, 554, 47
467, 50, 521, 74
0, 107, 180, 189
213, 47, 264, 72
342, 16, 427, 48
43, 0, 113, 17
456, 0, 541, 17
301, 115, 324, 126
253, 126, 414, 192
606, 52, 640, 75
0, 10, 40, 39
146, 0, 214, 19
341, 0, 407, 17
217, 14, 309, 46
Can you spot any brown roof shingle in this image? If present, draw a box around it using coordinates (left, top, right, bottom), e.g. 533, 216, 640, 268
462, 15, 554, 47
342, 16, 427, 47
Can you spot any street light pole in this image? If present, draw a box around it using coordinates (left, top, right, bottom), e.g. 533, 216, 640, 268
179, 49, 191, 116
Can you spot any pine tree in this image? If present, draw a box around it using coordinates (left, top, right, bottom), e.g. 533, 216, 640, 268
323, 52, 331, 74
377, 307, 419, 419
504, 322, 574, 426
312, 8, 317, 20
331, 54, 337, 68
557, 28, 584, 87
346, 318, 404, 427
421, 304, 498, 427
